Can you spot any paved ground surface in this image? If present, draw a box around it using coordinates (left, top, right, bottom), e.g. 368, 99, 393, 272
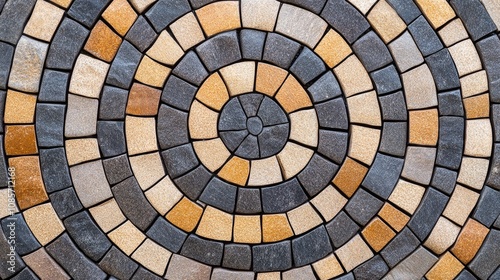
0, 0, 500, 279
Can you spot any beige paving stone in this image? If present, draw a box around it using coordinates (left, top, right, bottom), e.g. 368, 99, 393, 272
146, 30, 184, 66
311, 185, 347, 222
409, 109, 439, 146
193, 138, 231, 172
89, 199, 126, 233
262, 214, 294, 243
275, 75, 313, 113
84, 21, 122, 63
196, 1, 241, 37
24, 0, 64, 42
451, 218, 490, 264
424, 217, 461, 254
362, 217, 396, 252
70, 160, 113, 208
0, 189, 18, 219
335, 235, 374, 272
23, 248, 71, 280
145, 176, 183, 215
196, 206, 233, 241
125, 116, 158, 155
276, 4, 328, 48
348, 125, 380, 165
334, 55, 372, 97
4, 90, 36, 124
464, 94, 490, 119
402, 64, 437, 109
129, 152, 165, 190
312, 254, 344, 280
289, 109, 319, 147
65, 94, 98, 138
282, 266, 316, 280
48, 0, 72, 8
315, 29, 352, 68
9, 36, 48, 93
378, 202, 410, 232
126, 82, 161, 116
287, 203, 322, 235
248, 156, 282, 186
69, 54, 109, 99
348, 0, 377, 14
256, 63, 288, 96
402, 146, 436, 185
464, 119, 493, 157
188, 100, 219, 140
196, 72, 229, 111
389, 180, 425, 215
108, 221, 146, 255
129, 0, 155, 13
457, 157, 490, 190
333, 157, 368, 197
438, 19, 469, 47
461, 70, 488, 98
277, 142, 314, 179
449, 39, 482, 77
425, 252, 464, 280
415, 0, 456, 29
482, 0, 500, 29
212, 269, 255, 280
132, 239, 171, 275
218, 156, 249, 186
135, 56, 171, 88
367, 0, 406, 43
234, 215, 261, 244
220, 61, 255, 96
166, 197, 203, 232
170, 12, 205, 50
443, 185, 480, 226
23, 203, 64, 246
5, 125, 38, 156
347, 91, 381, 126
166, 254, 212, 280
241, 0, 280, 31
65, 138, 100, 166
8, 156, 46, 210
102, 0, 137, 36
389, 31, 424, 73
257, 272, 281, 280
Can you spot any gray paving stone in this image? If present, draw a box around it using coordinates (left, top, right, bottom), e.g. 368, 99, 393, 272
200, 178, 237, 213
283, 266, 316, 280
353, 31, 393, 72
102, 154, 133, 185
197, 31, 241, 72
493, 105, 500, 142
46, 233, 106, 280
0, 230, 25, 278
380, 227, 420, 267
353, 255, 389, 280
165, 254, 212, 280
181, 235, 224, 266
292, 226, 332, 266
157, 104, 189, 149
335, 273, 354, 280
0, 42, 14, 90
263, 33, 301, 69
281, 0, 326, 13
99, 86, 127, 120
132, 267, 163, 280
172, 51, 208, 86
39, 70, 69, 103
469, 230, 500, 279
362, 153, 404, 199
125, 16, 157, 52
146, 217, 187, 253
239, 93, 264, 117
476, 35, 500, 103
455, 270, 478, 280
325, 211, 359, 248
253, 241, 292, 272
378, 91, 407, 121
430, 167, 457, 195
257, 96, 288, 126
438, 90, 464, 116
321, 0, 370, 44
211, 269, 254, 280
407, 187, 448, 241
99, 246, 139, 280
106, 41, 142, 89
173, 165, 211, 200
46, 18, 89, 70
451, 0, 497, 42
1, 213, 40, 255
386, 0, 421, 24
64, 211, 111, 261
0, 91, 4, 134
384, 246, 438, 280
308, 71, 342, 103
161, 75, 198, 112
315, 98, 348, 130
49, 188, 83, 219
345, 188, 384, 225
0, 137, 6, 187
189, 0, 216, 8
425, 49, 460, 91
298, 154, 338, 196
489, 267, 500, 280
317, 130, 348, 164
223, 244, 252, 270
389, 31, 424, 73
240, 29, 266, 60
259, 124, 289, 157
68, 0, 110, 28
0, 0, 5, 10
402, 147, 436, 185
0, 0, 36, 44
10, 268, 37, 280
408, 16, 443, 56
97, 121, 126, 158
145, 0, 191, 32
495, 215, 500, 229
39, 148, 72, 193
371, 65, 402, 96
112, 177, 157, 231
36, 104, 65, 147
219, 98, 247, 131
246, 116, 262, 134
290, 47, 326, 84
488, 144, 500, 190
235, 135, 260, 159
473, 187, 500, 227
220, 130, 248, 152
379, 122, 407, 157
236, 188, 262, 214
262, 178, 308, 213
436, 116, 464, 170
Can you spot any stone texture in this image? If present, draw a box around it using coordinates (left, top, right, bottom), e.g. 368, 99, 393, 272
222, 244, 252, 270
89, 199, 126, 233
289, 109, 318, 147
147, 31, 184, 66
311, 185, 347, 222
402, 64, 437, 109
196, 31, 240, 72
24, 0, 64, 42
131, 239, 171, 275
263, 33, 301, 69
126, 83, 161, 116
292, 226, 333, 266
5, 125, 37, 156
181, 235, 224, 266
415, 0, 455, 29
236, 188, 262, 214
437, 116, 464, 170
443, 185, 480, 226
196, 1, 240, 36
321, 0, 370, 44
425, 252, 464, 280
193, 139, 230, 171
348, 125, 380, 165
39, 148, 72, 193
46, 18, 89, 70
347, 90, 382, 126
298, 154, 338, 196
262, 179, 307, 213
380, 227, 420, 267
408, 188, 448, 240
409, 109, 438, 146
312, 254, 344, 280
125, 116, 157, 155
362, 217, 396, 252
402, 146, 436, 185
134, 56, 170, 88
23, 203, 64, 246
38, 70, 68, 103
248, 157, 282, 186
389, 180, 425, 215
240, 29, 266, 60
379, 91, 407, 121
451, 0, 497, 41
49, 188, 83, 219
379, 203, 410, 232
451, 219, 489, 265
196, 205, 233, 241
386, 0, 421, 24
334, 55, 373, 97
165, 254, 211, 280
262, 214, 294, 243
345, 189, 383, 225
353, 31, 392, 72
145, 0, 191, 32
99, 246, 138, 280
65, 94, 98, 138
384, 246, 438, 279
106, 41, 142, 89
314, 29, 352, 68
0, 43, 14, 90
426, 48, 460, 91
101, 0, 137, 36
9, 36, 48, 93
35, 104, 64, 148
408, 15, 443, 56
70, 54, 109, 99
424, 216, 461, 254
166, 198, 203, 232
172, 51, 208, 86
290, 48, 326, 85
468, 230, 500, 279
0, 0, 36, 44
1, 213, 40, 255
476, 35, 500, 103
379, 122, 407, 157
282, 266, 316, 280
22, 248, 70, 280
389, 31, 424, 72
333, 157, 367, 197
212, 269, 254, 280
108, 221, 146, 256
287, 203, 323, 235
220, 61, 255, 96
353, 255, 389, 280
8, 156, 47, 209
336, 235, 374, 272
253, 241, 292, 272
70, 160, 113, 208
65, 138, 100, 166
67, 0, 110, 27
84, 21, 121, 62
241, 0, 280, 31
367, 0, 406, 43
276, 4, 327, 48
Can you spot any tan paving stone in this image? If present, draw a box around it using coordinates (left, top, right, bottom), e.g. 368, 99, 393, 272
443, 185, 480, 226
287, 203, 322, 235
334, 55, 372, 97
277, 142, 314, 180
449, 39, 482, 77
312, 254, 344, 280
23, 248, 71, 280
389, 180, 425, 215
193, 138, 231, 172
188, 100, 219, 140
262, 214, 294, 242
248, 156, 282, 186
170, 12, 205, 50
464, 94, 490, 119
335, 235, 374, 272
402, 146, 436, 185
196, 72, 229, 111
24, 0, 64, 42
4, 90, 36, 124
84, 21, 122, 63
126, 82, 161, 116
70, 160, 113, 208
378, 202, 410, 232
464, 119, 493, 157
257, 272, 281, 280
146, 30, 184, 66
347, 91, 382, 126
196, 1, 241, 37
311, 185, 347, 222
415, 0, 456, 29
367, 0, 406, 43
438, 19, 469, 47
289, 109, 318, 147
69, 54, 109, 99
0, 189, 18, 219
275, 75, 313, 113
9, 36, 48, 93
315, 30, 352, 68
409, 109, 439, 146
348, 0, 377, 14
65, 138, 100, 166
102, 0, 138, 36
457, 157, 490, 190
348, 125, 380, 165
129, 0, 155, 13
218, 156, 249, 186
256, 63, 288, 96
362, 217, 396, 252
461, 70, 488, 98
135, 56, 171, 88
424, 217, 461, 254
125, 116, 158, 155
196, 206, 233, 241
9, 156, 47, 210
166, 254, 212, 280
132, 239, 171, 275
276, 4, 328, 48
5, 125, 38, 156
145, 176, 183, 215
234, 215, 261, 244
425, 252, 464, 280
402, 64, 437, 109
48, 0, 72, 8
89, 199, 126, 233
129, 152, 165, 190
451, 218, 490, 264
482, 0, 500, 29
241, 0, 280, 31
64, 94, 98, 138
333, 157, 368, 198
108, 221, 146, 255
166, 197, 203, 232
220, 61, 255, 96
23, 203, 64, 246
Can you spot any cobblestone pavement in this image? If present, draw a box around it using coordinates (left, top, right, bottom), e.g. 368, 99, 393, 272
0, 0, 500, 279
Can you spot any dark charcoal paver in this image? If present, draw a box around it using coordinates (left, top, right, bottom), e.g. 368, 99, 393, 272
145, 0, 191, 32
253, 241, 292, 272
235, 135, 259, 159
371, 65, 402, 95
46, 18, 89, 70
380, 227, 420, 267
39, 148, 72, 193
99, 86, 128, 120
430, 167, 457, 195
408, 16, 443, 56
97, 121, 126, 158
219, 130, 248, 152
172, 51, 208, 86
67, 0, 110, 28
386, 0, 421, 24
353, 31, 393, 72
487, 144, 500, 190
345, 188, 384, 225
317, 130, 348, 164
353, 255, 389, 280
219, 98, 247, 131
162, 144, 199, 178
0, 42, 14, 90
99, 246, 139, 280
379, 91, 407, 121
308, 71, 342, 103
379, 122, 407, 157
157, 104, 189, 149
102, 154, 133, 185
236, 188, 262, 214
0, 230, 25, 278
161, 75, 198, 112
292, 226, 332, 266
106, 41, 142, 89
476, 35, 500, 103
173, 165, 212, 200
147, 217, 187, 253
49, 188, 83, 219
39, 70, 69, 103
325, 211, 359, 248
257, 97, 288, 126
298, 154, 338, 196
290, 47, 326, 84
259, 124, 290, 158
281, 0, 326, 13
469, 230, 500, 279
223, 244, 252, 270
1, 213, 40, 255
240, 29, 266, 61
131, 267, 164, 280
0, 0, 36, 44
451, 0, 497, 42
436, 116, 464, 170
125, 16, 157, 52
36, 104, 65, 147
425, 48, 460, 91
407, 187, 448, 241
438, 90, 464, 116
263, 33, 301, 69
321, 0, 370, 44
315, 98, 348, 130
196, 31, 241, 72
262, 178, 308, 213
181, 235, 224, 266
362, 153, 404, 199
199, 178, 237, 213
473, 186, 500, 227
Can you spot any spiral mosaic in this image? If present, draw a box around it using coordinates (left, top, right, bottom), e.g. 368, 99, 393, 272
0, 0, 500, 279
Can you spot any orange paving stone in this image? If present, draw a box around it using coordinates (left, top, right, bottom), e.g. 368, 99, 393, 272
126, 83, 161, 116
84, 21, 122, 62
362, 217, 396, 252
262, 214, 294, 243
8, 156, 48, 210
451, 219, 490, 264
5, 125, 38, 156
333, 157, 368, 197
166, 197, 203, 232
